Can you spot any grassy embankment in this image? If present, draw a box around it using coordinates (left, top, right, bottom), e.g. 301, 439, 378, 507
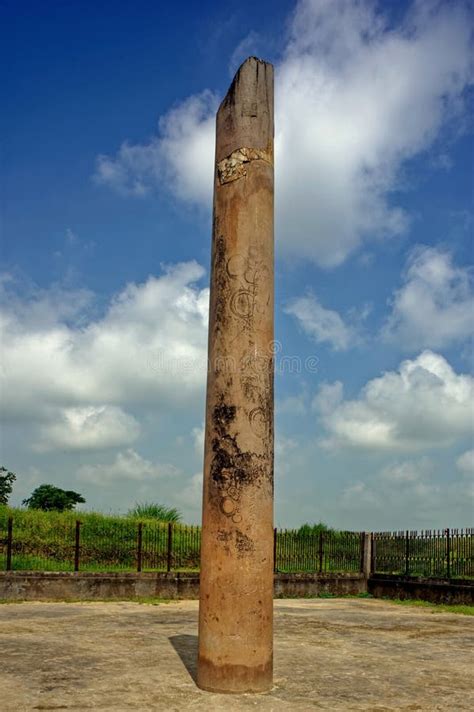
0, 506, 362, 573
0, 505, 200, 572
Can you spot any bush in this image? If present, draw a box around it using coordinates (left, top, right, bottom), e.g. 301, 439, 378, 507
127, 502, 182, 522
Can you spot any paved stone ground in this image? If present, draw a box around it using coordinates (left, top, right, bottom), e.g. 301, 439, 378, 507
1, 598, 472, 711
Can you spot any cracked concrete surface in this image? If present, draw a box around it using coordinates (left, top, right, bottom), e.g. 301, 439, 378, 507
1, 598, 472, 711
217, 146, 273, 184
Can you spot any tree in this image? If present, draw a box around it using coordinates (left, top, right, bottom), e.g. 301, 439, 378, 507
297, 521, 333, 536
0, 466, 16, 505
127, 501, 182, 522
22, 484, 85, 512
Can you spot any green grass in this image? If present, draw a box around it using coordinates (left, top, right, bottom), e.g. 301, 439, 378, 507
0, 505, 362, 574
2, 505, 472, 579
381, 597, 474, 615
0, 505, 201, 572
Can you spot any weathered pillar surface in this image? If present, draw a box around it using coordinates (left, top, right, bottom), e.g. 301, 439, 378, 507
197, 57, 274, 694
362, 532, 373, 579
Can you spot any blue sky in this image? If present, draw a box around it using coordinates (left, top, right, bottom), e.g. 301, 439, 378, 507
1, 0, 473, 529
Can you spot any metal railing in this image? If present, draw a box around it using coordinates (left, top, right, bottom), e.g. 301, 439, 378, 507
0, 517, 202, 573
0, 516, 362, 574
2, 516, 472, 579
274, 529, 363, 573
372, 528, 474, 579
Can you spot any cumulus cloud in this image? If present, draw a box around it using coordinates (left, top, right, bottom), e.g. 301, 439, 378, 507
180, 471, 204, 511
340, 457, 443, 523
379, 457, 433, 486
94, 0, 473, 267
77, 449, 179, 485
457, 449, 474, 476
340, 480, 381, 509
275, 434, 298, 481
276, 394, 308, 416
311, 381, 343, 415
34, 406, 140, 452
383, 245, 474, 350
285, 293, 355, 350
192, 424, 205, 459
315, 351, 474, 451
1, 262, 208, 419
0, 262, 209, 450
94, 91, 217, 203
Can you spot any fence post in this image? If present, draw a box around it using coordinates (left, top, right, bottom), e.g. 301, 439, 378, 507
167, 522, 173, 572
370, 533, 375, 574
318, 531, 324, 573
273, 527, 277, 573
6, 516, 13, 571
137, 522, 143, 573
74, 520, 81, 572
371, 533, 377, 574
361, 532, 372, 578
405, 530, 409, 576
446, 527, 450, 579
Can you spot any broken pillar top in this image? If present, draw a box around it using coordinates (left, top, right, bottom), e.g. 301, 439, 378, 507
216, 56, 274, 163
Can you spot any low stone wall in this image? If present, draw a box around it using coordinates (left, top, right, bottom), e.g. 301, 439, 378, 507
1, 571, 472, 604
0, 572, 200, 601
0, 571, 365, 602
274, 572, 366, 598
368, 574, 474, 605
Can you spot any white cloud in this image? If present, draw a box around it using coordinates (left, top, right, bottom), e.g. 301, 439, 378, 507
276, 394, 308, 416
1, 262, 208, 420
456, 449, 474, 476
317, 351, 474, 451
77, 449, 179, 485
311, 381, 343, 416
340, 457, 443, 523
0, 262, 209, 451
180, 471, 204, 511
34, 406, 140, 452
0, 277, 94, 331
94, 91, 217, 204
277, 0, 472, 266
285, 293, 355, 350
275, 433, 298, 478
94, 0, 473, 267
383, 245, 474, 350
340, 480, 380, 509
379, 457, 433, 486
192, 424, 205, 459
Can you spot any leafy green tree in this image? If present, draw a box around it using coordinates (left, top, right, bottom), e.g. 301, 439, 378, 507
22, 484, 85, 512
0, 466, 16, 505
297, 521, 333, 536
128, 501, 182, 522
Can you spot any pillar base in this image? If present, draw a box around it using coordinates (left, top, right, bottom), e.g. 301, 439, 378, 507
197, 655, 273, 694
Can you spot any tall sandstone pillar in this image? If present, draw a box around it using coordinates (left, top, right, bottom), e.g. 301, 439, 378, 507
197, 57, 274, 694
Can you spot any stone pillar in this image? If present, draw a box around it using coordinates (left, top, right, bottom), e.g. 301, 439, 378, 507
362, 533, 373, 579
197, 57, 274, 694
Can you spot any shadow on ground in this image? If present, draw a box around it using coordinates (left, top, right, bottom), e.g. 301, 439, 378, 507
169, 633, 198, 684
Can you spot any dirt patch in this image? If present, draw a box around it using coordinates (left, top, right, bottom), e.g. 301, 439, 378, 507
0, 598, 472, 711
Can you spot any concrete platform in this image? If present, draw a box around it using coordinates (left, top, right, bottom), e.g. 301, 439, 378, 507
1, 599, 472, 711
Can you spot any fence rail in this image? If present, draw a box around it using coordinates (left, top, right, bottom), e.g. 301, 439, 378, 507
372, 528, 474, 579
275, 529, 363, 573
0, 517, 363, 574
1, 517, 472, 578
